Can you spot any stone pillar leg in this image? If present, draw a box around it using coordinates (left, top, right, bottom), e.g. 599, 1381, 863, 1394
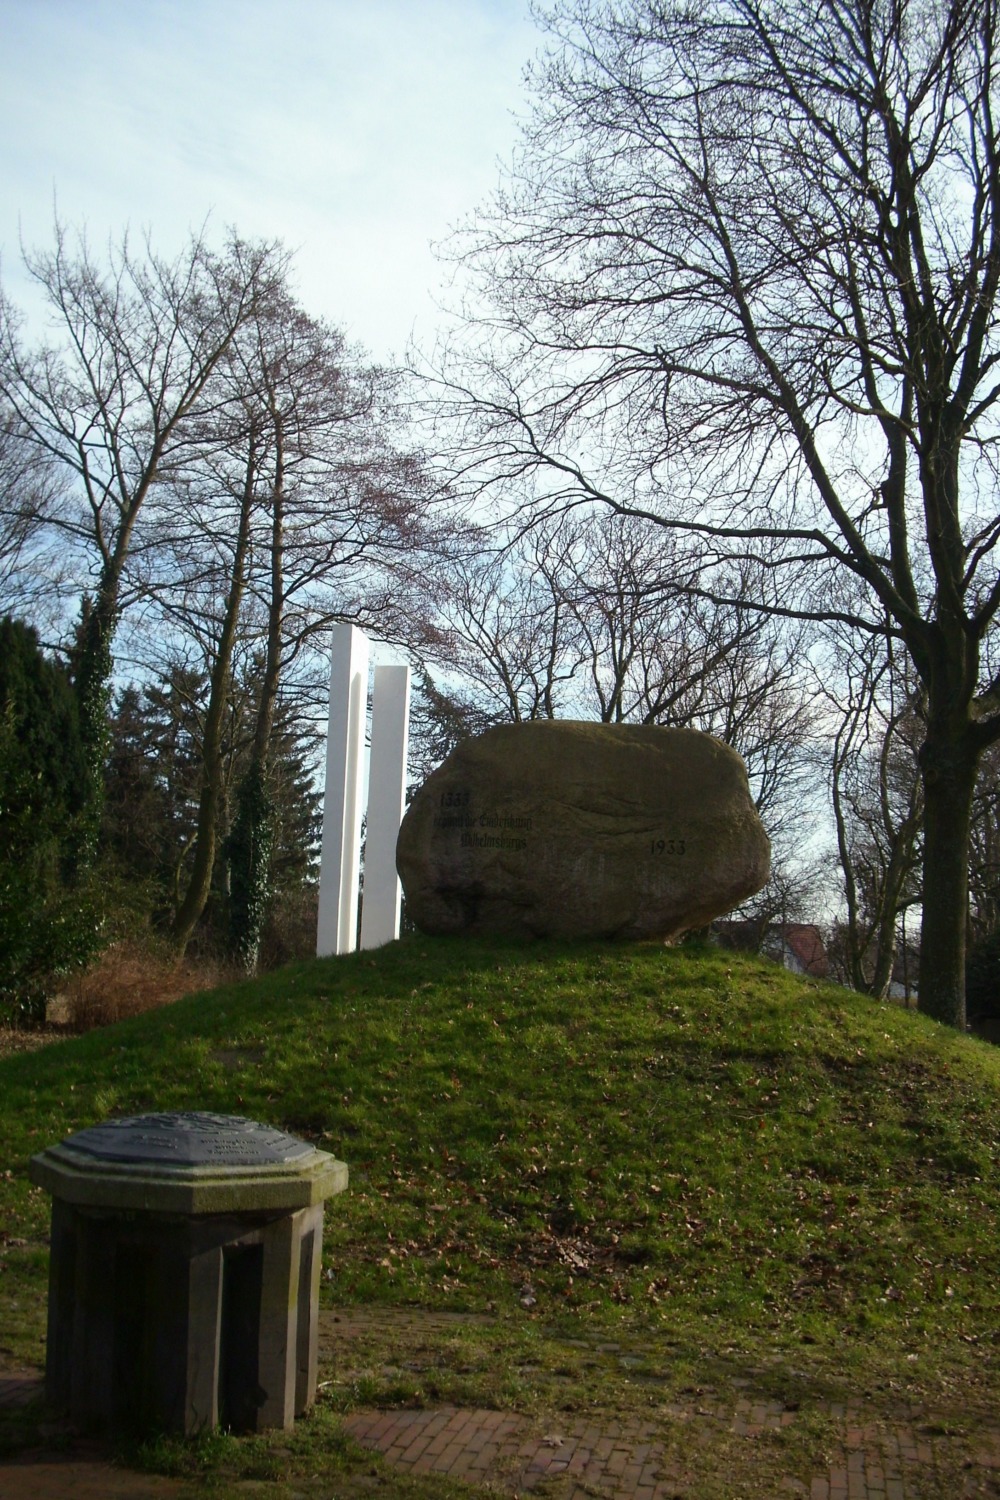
255, 1212, 300, 1430
44, 1196, 77, 1413
317, 623, 370, 956
360, 664, 411, 950
182, 1243, 224, 1434
147, 1230, 224, 1435
294, 1205, 324, 1414
68, 1211, 118, 1428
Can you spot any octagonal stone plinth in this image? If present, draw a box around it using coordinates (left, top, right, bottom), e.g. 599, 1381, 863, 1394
30, 1112, 348, 1436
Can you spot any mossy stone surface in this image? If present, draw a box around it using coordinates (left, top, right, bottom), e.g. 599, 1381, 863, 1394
397, 721, 770, 940
29, 1111, 348, 1214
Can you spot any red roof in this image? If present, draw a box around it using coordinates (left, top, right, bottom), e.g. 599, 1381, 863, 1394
780, 924, 829, 978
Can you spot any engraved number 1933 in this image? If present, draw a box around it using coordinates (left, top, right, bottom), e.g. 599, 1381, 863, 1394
651, 838, 686, 856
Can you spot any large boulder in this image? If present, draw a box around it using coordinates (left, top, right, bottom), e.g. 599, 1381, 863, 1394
396, 721, 770, 941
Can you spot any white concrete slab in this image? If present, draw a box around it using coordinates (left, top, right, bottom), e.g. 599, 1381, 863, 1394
360, 664, 411, 950
316, 624, 369, 956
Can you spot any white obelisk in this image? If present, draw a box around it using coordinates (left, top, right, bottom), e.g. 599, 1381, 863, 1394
360, 664, 411, 950
316, 624, 369, 955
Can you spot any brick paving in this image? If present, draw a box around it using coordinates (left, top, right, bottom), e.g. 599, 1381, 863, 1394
342, 1395, 1000, 1498
343, 1404, 688, 1496
4, 1316, 1000, 1497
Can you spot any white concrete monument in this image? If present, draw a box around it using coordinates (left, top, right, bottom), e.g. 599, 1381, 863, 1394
359, 664, 411, 951
316, 625, 369, 956
316, 628, 411, 957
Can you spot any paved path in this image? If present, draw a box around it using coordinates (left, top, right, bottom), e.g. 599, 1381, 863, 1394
341, 1396, 1000, 1499
4, 1316, 1000, 1498
344, 1404, 685, 1496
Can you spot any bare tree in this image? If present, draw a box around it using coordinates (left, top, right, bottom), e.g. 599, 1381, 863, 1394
131, 285, 435, 962
425, 509, 816, 881
429, 0, 1000, 1025
427, 522, 587, 720
820, 629, 924, 996
160, 432, 262, 955
0, 224, 286, 844
220, 297, 428, 970
0, 406, 69, 627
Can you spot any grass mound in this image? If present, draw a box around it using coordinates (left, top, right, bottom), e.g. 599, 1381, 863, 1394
1, 936, 998, 1493
2, 937, 998, 1369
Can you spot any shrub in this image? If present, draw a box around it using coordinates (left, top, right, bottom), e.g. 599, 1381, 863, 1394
0, 617, 101, 1023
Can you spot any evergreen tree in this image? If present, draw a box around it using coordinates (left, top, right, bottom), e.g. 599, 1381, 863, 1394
103, 664, 320, 964
0, 617, 99, 1019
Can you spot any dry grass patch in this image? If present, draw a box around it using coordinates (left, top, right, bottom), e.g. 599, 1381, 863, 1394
0, 1027, 55, 1059
57, 940, 237, 1031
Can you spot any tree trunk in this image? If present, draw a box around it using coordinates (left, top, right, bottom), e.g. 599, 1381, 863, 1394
917, 730, 977, 1028
869, 899, 899, 1001
228, 761, 274, 973
172, 444, 257, 955
868, 803, 922, 999
228, 422, 284, 973
831, 744, 869, 992
170, 649, 232, 956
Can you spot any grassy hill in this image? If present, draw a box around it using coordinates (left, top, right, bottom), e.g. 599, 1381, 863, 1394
1, 935, 999, 1494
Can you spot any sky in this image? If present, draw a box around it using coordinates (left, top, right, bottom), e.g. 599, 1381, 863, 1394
0, 0, 541, 363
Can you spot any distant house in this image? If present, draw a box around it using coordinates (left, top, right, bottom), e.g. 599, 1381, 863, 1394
713, 920, 830, 979
762, 923, 830, 979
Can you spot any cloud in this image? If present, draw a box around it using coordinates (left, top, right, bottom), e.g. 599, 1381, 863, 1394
0, 0, 537, 357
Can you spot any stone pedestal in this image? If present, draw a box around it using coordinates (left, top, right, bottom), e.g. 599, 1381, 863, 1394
29, 1112, 348, 1436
